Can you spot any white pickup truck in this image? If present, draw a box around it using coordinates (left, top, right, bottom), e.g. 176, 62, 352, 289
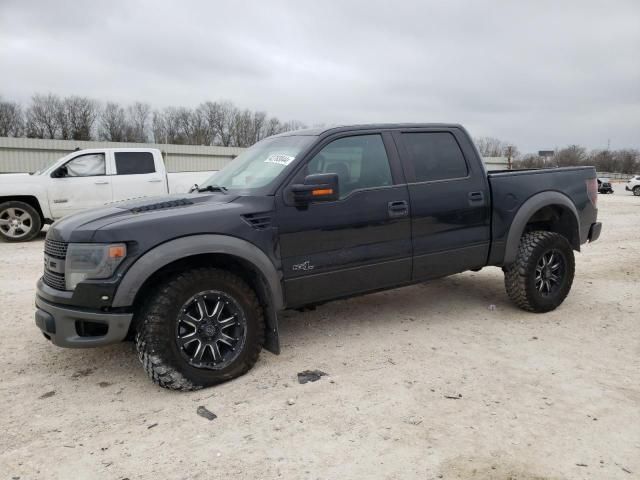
0, 148, 216, 241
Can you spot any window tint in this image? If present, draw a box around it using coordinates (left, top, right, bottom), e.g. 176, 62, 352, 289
306, 135, 392, 199
64, 153, 105, 177
115, 152, 156, 175
401, 132, 468, 182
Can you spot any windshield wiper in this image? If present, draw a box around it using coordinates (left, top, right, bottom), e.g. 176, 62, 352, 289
197, 184, 228, 193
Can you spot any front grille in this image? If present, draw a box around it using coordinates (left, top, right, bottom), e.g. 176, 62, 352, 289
44, 239, 68, 259
43, 238, 68, 290
43, 269, 66, 290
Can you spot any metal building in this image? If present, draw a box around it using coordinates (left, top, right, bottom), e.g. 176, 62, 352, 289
0, 136, 511, 174
0, 137, 245, 173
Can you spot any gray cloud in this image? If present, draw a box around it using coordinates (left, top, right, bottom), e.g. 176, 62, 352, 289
1, 0, 639, 152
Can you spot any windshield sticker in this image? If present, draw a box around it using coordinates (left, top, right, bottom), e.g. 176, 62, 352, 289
264, 154, 295, 166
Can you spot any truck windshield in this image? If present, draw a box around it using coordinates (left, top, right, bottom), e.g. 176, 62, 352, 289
199, 135, 314, 191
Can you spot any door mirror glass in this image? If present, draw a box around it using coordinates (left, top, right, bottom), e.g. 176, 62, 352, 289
289, 173, 339, 204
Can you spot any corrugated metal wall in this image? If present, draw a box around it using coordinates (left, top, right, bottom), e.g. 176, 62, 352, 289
0, 136, 511, 173
483, 156, 509, 170
0, 137, 245, 173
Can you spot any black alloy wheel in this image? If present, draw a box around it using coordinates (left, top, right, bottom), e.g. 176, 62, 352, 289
176, 290, 247, 370
534, 249, 566, 297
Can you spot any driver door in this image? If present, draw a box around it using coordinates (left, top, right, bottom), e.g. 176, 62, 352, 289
276, 132, 412, 308
48, 152, 114, 218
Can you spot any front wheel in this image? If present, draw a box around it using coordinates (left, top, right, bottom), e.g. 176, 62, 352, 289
135, 268, 265, 390
634, 186, 640, 196
504, 231, 575, 313
0, 201, 42, 242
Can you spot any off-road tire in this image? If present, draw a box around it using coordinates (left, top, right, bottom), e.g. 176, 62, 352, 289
633, 186, 640, 196
135, 268, 264, 390
504, 231, 575, 313
0, 201, 42, 242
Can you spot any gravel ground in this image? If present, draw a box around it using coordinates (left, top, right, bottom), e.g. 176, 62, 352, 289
1, 187, 639, 480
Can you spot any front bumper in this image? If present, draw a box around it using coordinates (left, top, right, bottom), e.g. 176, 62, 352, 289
588, 222, 602, 243
35, 294, 133, 348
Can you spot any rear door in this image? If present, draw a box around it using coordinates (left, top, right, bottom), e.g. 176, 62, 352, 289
110, 151, 167, 201
276, 131, 412, 307
394, 128, 490, 280
47, 152, 113, 218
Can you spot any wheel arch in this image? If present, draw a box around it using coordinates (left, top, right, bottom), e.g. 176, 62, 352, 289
0, 195, 46, 223
112, 235, 283, 353
504, 191, 580, 265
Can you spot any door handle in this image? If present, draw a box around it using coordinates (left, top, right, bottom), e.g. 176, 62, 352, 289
148, 179, 163, 183
468, 191, 485, 205
94, 180, 109, 185
388, 200, 409, 218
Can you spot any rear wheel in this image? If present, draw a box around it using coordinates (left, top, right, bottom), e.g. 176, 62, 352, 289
504, 231, 575, 313
135, 268, 264, 390
0, 201, 42, 242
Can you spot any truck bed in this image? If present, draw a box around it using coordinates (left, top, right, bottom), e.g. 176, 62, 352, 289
487, 166, 598, 265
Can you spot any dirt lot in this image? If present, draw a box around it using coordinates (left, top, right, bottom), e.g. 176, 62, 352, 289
1, 187, 639, 480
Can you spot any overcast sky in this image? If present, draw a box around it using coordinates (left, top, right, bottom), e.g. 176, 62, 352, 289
1, 0, 639, 153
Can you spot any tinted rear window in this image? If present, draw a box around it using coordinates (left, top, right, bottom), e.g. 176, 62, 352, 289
115, 152, 156, 175
401, 132, 468, 182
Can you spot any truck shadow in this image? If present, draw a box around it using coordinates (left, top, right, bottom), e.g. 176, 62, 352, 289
277, 269, 508, 344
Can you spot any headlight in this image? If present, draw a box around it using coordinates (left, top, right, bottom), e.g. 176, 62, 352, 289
65, 243, 127, 291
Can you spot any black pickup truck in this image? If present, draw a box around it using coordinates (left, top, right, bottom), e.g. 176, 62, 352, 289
35, 124, 602, 390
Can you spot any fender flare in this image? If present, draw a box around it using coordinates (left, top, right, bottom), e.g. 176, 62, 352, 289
111, 234, 284, 310
503, 191, 580, 265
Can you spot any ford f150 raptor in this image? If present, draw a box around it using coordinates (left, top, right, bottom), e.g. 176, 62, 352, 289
34, 124, 602, 390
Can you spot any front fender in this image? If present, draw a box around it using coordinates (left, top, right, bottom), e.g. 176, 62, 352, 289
111, 234, 283, 310
0, 180, 51, 218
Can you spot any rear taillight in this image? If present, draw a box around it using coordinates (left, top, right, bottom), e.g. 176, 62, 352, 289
586, 178, 598, 207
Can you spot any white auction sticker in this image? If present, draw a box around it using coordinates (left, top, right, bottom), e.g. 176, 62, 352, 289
264, 154, 295, 166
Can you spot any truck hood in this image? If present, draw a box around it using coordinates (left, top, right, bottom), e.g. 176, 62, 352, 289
0, 173, 36, 184
47, 193, 239, 243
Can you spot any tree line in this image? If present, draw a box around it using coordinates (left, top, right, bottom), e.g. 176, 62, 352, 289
1, 94, 638, 173
0, 94, 306, 147
475, 136, 639, 174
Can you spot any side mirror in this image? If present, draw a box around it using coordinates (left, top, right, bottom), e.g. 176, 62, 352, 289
52, 165, 68, 178
288, 173, 339, 205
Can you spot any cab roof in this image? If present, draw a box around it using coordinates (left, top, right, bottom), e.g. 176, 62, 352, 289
273, 123, 464, 138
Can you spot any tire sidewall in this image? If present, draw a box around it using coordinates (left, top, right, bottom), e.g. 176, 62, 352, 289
523, 234, 575, 312
0, 201, 42, 242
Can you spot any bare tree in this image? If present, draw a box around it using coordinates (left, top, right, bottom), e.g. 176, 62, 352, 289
262, 117, 282, 138
175, 107, 209, 145
233, 109, 256, 147
553, 145, 588, 167
127, 102, 150, 143
99, 102, 127, 141
64, 96, 98, 140
0, 99, 24, 137
152, 107, 187, 144
202, 101, 237, 146
514, 154, 543, 169
279, 120, 306, 133
614, 149, 639, 174
474, 136, 518, 158
25, 93, 60, 139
